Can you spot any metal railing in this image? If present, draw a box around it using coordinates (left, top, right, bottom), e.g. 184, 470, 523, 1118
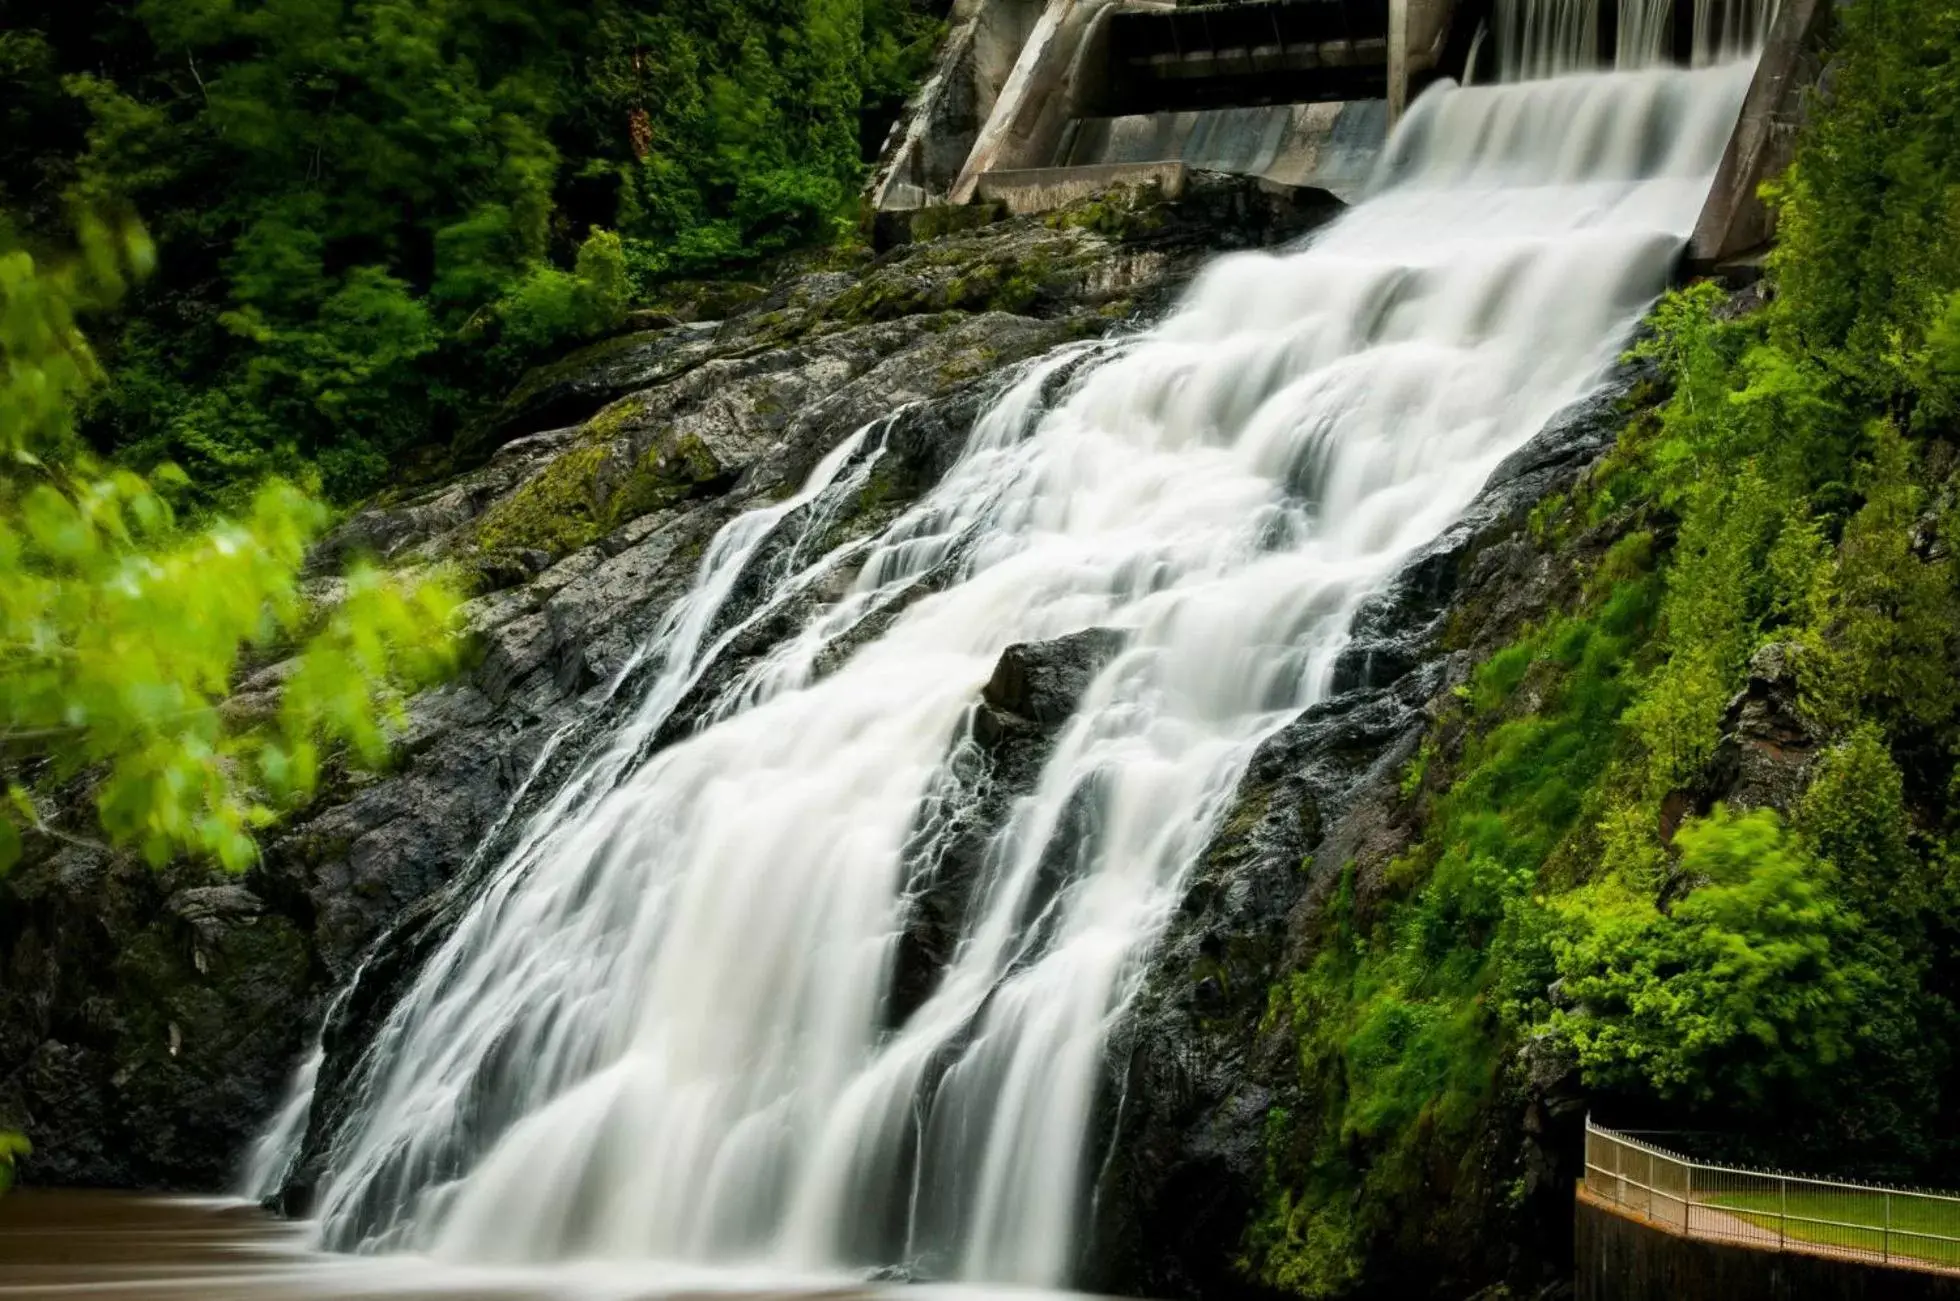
1584, 1118, 1960, 1272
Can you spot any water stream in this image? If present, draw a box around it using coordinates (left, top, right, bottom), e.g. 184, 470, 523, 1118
1495, 0, 1781, 78
243, 27, 1764, 1296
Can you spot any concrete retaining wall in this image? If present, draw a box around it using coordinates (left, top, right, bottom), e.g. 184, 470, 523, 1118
1686, 0, 1830, 271
1059, 100, 1387, 199
1577, 1196, 1960, 1301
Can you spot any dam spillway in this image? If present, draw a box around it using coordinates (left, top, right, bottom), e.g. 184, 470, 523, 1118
871, 0, 1800, 259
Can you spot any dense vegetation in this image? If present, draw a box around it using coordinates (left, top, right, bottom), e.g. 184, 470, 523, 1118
0, 219, 459, 872
1, 0, 940, 503
1250, 1, 1960, 1292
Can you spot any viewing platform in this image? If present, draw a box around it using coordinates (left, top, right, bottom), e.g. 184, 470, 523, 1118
1579, 1119, 1960, 1300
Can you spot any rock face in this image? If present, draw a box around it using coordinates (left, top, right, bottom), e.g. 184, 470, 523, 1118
0, 175, 1336, 1193
890, 628, 1129, 1028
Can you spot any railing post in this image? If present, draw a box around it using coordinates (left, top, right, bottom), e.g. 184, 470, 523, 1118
1684, 1161, 1693, 1234
1886, 1190, 1892, 1263
1779, 1177, 1786, 1250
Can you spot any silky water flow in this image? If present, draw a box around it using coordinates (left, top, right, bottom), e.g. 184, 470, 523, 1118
245, 36, 1765, 1294
1493, 0, 1781, 78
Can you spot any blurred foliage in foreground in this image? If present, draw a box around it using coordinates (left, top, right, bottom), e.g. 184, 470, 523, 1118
1, 219, 460, 875
0, 1129, 26, 1195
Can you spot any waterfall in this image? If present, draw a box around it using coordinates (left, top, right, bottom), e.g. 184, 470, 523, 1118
1494, 0, 1599, 81
241, 1041, 324, 1202
1695, 0, 1783, 67
1496, 0, 1781, 78
268, 50, 1761, 1293
1617, 0, 1676, 69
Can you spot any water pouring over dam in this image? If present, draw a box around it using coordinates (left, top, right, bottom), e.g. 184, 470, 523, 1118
253, 2, 1779, 1289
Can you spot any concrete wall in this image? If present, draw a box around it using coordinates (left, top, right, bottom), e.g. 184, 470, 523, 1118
1390, 0, 1460, 120
877, 0, 1817, 224
948, 0, 1141, 203
870, 0, 1050, 210
1059, 100, 1387, 200
1686, 0, 1829, 269
1577, 1197, 1960, 1301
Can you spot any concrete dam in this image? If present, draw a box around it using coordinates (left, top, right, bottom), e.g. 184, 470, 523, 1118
870, 0, 1820, 270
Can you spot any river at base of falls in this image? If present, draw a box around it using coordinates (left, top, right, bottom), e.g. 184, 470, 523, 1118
255, 49, 1762, 1296
0, 1194, 1075, 1301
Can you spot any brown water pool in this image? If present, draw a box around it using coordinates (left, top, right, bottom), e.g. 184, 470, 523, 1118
0, 1191, 907, 1301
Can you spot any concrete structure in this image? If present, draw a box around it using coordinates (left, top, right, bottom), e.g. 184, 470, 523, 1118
869, 0, 1054, 212
1390, 0, 1458, 121
872, 0, 1824, 226
1687, 0, 1830, 272
871, 0, 1456, 217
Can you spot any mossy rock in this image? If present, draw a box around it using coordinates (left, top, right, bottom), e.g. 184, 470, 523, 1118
472, 432, 726, 560
643, 279, 769, 322
909, 202, 1007, 243
1045, 183, 1172, 241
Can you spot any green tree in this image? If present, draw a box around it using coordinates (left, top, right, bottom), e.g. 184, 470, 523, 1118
0, 0, 943, 503
1550, 809, 1888, 1104
0, 220, 459, 872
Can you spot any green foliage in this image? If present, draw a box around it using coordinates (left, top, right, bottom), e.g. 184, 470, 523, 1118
0, 1130, 26, 1196
1797, 725, 1917, 913
1771, 0, 1960, 407
1796, 424, 1960, 731
1550, 809, 1886, 1104
494, 230, 631, 360
0, 214, 151, 461
0, 222, 461, 873
1, 0, 942, 502
1253, 9, 1960, 1289
1249, 573, 1659, 1295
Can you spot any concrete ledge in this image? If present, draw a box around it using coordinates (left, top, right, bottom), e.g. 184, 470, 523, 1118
1059, 99, 1387, 201
975, 161, 1194, 213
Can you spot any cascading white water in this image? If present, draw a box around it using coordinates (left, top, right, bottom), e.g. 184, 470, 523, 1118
1496, 0, 1780, 77
1495, 0, 1599, 80
1694, 0, 1783, 66
272, 29, 1764, 1292
242, 1041, 324, 1201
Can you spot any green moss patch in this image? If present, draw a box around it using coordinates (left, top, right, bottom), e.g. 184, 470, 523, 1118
473, 432, 725, 560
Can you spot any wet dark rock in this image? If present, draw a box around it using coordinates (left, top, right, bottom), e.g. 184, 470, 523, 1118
466, 321, 727, 462
887, 628, 1128, 1029
1705, 641, 1818, 814
981, 628, 1129, 728
0, 846, 311, 1189
1331, 355, 1655, 697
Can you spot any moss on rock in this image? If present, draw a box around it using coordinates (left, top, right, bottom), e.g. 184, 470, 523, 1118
473, 432, 726, 560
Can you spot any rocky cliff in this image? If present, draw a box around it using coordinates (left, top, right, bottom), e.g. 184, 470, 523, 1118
0, 176, 1334, 1193
1089, 354, 1668, 1300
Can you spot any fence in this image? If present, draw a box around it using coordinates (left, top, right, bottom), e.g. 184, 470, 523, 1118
1584, 1118, 1960, 1272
